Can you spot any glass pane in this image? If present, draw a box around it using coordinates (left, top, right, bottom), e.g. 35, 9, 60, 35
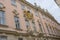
17, 23, 20, 29
1, 18, 5, 24
14, 16, 19, 22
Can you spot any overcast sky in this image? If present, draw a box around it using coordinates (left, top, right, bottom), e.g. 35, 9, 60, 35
26, 0, 60, 23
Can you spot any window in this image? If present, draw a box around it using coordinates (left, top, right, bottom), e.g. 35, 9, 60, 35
45, 23, 50, 34
38, 21, 42, 32
35, 11, 39, 17
32, 20, 36, 32
0, 36, 7, 40
25, 18, 30, 28
18, 38, 23, 40
21, 4, 25, 10
14, 16, 20, 29
49, 26, 53, 34
0, 11, 5, 24
11, 0, 16, 7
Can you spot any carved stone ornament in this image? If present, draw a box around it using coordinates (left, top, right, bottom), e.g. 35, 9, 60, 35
24, 10, 33, 20
13, 10, 19, 15
0, 3, 5, 9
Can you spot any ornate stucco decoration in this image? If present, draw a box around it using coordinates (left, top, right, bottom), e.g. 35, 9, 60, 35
26, 26, 35, 36
13, 10, 19, 15
0, 3, 5, 9
27, 26, 31, 32
27, 26, 33, 34
26, 22, 36, 36
24, 10, 33, 20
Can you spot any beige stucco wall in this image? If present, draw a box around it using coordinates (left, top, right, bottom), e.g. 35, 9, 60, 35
0, 0, 60, 40
0, 0, 45, 33
0, 0, 60, 34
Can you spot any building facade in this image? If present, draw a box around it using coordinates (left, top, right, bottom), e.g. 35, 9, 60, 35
0, 0, 60, 40
55, 0, 60, 7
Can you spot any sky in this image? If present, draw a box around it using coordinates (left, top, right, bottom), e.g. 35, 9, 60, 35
26, 0, 60, 23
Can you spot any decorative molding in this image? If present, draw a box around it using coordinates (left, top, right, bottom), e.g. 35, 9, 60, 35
0, 3, 5, 9
24, 10, 33, 20
13, 9, 19, 15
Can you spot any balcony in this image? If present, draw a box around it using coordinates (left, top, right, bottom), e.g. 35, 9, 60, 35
0, 24, 27, 36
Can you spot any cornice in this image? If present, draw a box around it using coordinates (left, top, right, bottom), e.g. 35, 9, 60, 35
18, 0, 60, 25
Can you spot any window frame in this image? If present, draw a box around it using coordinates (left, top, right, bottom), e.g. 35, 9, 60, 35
0, 10, 5, 25
14, 16, 20, 30
32, 20, 36, 32
25, 17, 30, 29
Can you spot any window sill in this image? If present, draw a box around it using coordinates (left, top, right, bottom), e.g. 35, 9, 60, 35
15, 28, 23, 31
0, 24, 8, 28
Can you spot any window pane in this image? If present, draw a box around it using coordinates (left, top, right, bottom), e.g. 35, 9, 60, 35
1, 18, 5, 24
0, 11, 3, 17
